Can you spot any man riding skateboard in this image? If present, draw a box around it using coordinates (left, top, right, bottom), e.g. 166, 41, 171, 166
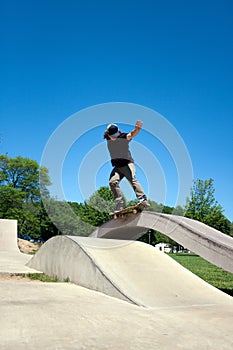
103, 120, 149, 212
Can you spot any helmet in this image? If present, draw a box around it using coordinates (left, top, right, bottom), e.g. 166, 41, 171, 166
107, 123, 120, 137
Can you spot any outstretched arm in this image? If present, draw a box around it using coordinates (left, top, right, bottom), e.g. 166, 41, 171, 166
127, 120, 143, 140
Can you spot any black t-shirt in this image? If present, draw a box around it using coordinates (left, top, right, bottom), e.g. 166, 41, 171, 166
106, 132, 134, 167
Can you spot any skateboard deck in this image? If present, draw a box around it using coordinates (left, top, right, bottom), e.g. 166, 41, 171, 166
111, 203, 145, 219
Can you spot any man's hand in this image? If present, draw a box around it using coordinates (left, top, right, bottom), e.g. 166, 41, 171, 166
136, 120, 143, 129
127, 120, 143, 140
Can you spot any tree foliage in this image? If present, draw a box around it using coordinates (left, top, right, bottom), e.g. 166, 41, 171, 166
73, 186, 115, 227
0, 155, 51, 239
230, 222, 233, 237
0, 155, 50, 201
41, 198, 94, 237
185, 178, 230, 234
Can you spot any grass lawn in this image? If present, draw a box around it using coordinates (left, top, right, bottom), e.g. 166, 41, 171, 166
169, 253, 233, 296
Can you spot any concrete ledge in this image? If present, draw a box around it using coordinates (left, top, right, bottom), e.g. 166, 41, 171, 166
90, 212, 233, 274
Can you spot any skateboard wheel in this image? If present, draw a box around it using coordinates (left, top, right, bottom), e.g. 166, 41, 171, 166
133, 209, 137, 214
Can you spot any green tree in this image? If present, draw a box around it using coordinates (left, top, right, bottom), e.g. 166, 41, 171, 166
0, 155, 50, 202
230, 222, 233, 237
73, 186, 115, 227
88, 186, 115, 214
38, 202, 58, 240
185, 178, 230, 234
0, 186, 24, 217
0, 155, 51, 239
172, 205, 185, 216
7, 207, 40, 237
41, 198, 94, 237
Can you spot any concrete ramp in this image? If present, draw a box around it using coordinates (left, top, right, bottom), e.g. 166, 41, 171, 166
90, 212, 233, 274
0, 219, 41, 274
27, 236, 233, 308
0, 219, 19, 252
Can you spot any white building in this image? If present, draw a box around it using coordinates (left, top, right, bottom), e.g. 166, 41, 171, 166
154, 243, 171, 253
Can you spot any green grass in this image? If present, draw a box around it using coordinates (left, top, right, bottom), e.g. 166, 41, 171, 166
27, 273, 60, 282
16, 273, 70, 283
169, 254, 233, 296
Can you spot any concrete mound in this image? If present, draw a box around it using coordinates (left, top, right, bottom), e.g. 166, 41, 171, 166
27, 236, 233, 308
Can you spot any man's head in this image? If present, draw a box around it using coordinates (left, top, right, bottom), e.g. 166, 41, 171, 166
107, 123, 120, 138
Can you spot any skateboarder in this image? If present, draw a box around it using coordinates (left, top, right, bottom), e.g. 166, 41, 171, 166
104, 120, 149, 211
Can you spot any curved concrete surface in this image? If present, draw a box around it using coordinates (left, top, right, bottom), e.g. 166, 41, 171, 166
0, 219, 41, 274
0, 219, 19, 252
27, 236, 233, 308
90, 212, 233, 274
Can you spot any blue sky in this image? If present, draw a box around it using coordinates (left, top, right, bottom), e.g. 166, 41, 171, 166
1, 0, 233, 221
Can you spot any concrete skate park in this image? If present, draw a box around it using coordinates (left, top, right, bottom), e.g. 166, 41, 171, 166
1, 214, 233, 350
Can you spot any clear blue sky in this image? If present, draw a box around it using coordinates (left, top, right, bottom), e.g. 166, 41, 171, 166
1, 0, 233, 221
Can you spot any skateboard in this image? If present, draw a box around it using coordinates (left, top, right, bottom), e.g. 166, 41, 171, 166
111, 203, 146, 219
